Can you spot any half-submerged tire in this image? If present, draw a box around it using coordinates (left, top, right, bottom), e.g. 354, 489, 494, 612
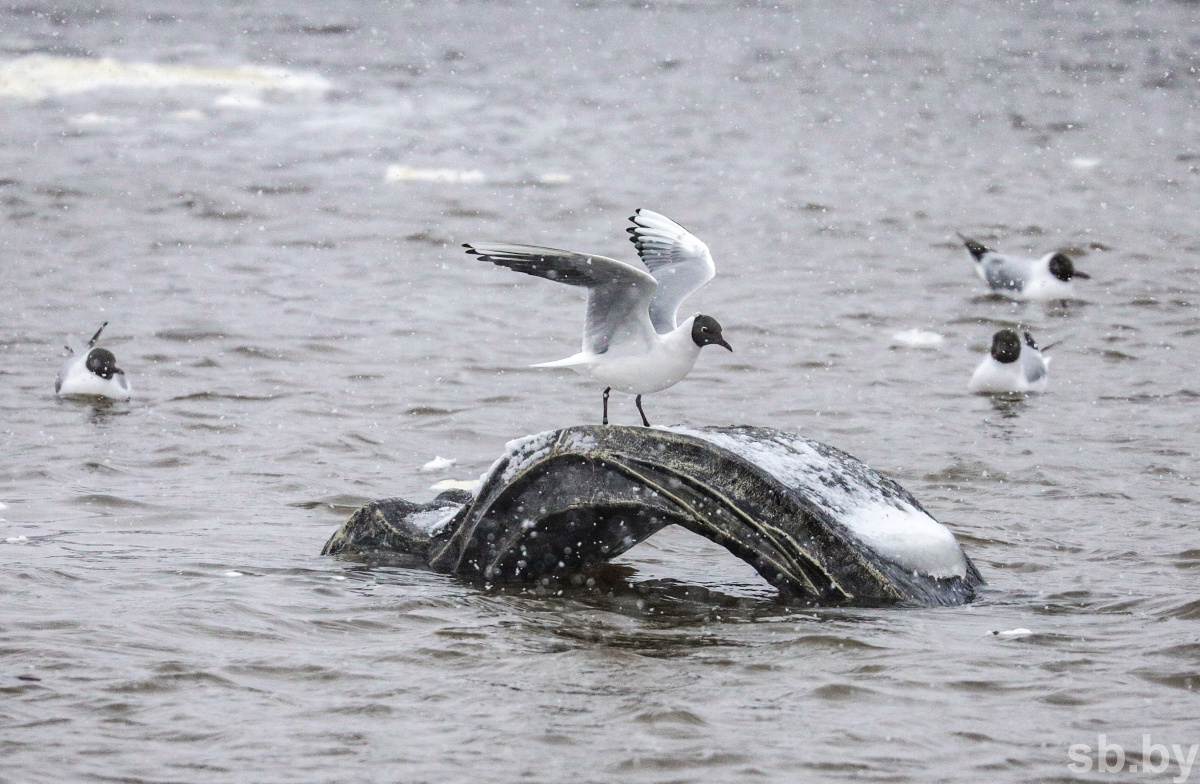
323, 426, 984, 607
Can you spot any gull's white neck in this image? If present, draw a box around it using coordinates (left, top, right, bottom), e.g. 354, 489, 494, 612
662, 315, 701, 355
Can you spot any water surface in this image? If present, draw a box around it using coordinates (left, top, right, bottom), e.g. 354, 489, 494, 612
2, 1, 1198, 781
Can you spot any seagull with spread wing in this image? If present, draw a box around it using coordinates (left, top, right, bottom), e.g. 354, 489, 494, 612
464, 209, 731, 426
957, 233, 1090, 300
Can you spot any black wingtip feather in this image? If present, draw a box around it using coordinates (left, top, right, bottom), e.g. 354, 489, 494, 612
87, 321, 109, 348
956, 232, 990, 261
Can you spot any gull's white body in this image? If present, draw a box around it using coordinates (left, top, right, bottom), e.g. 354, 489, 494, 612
536, 315, 703, 394
466, 210, 724, 406
968, 345, 1050, 394
56, 351, 132, 400
972, 250, 1078, 301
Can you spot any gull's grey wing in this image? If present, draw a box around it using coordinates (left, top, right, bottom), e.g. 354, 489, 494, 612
1020, 347, 1047, 383
980, 253, 1030, 293
959, 235, 1026, 292
464, 242, 658, 355
627, 210, 716, 333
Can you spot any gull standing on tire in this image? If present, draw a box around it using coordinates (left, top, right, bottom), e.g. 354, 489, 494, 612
958, 234, 1090, 300
968, 329, 1050, 394
464, 209, 732, 426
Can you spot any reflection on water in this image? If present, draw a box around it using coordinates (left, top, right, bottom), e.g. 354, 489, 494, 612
986, 394, 1030, 420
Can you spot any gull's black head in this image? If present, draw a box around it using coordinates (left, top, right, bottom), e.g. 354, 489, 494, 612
1048, 252, 1088, 281
990, 329, 1022, 364
692, 315, 732, 351
85, 348, 121, 379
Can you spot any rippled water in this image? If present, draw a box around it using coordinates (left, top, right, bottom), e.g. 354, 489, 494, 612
2, 1, 1199, 781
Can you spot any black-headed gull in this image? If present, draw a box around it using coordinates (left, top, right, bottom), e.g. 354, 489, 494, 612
56, 322, 131, 400
968, 329, 1050, 394
958, 234, 1089, 300
464, 209, 731, 426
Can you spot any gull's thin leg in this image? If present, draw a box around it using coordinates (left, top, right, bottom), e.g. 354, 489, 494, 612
635, 395, 650, 427
602, 387, 611, 425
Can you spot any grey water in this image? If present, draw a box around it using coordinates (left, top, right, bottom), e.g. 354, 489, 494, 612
1, 1, 1198, 781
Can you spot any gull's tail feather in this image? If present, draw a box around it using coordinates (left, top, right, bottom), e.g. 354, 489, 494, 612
532, 353, 595, 369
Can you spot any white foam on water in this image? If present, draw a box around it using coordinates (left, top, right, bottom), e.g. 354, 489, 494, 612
1069, 157, 1100, 169
385, 166, 486, 184
420, 456, 456, 473
890, 328, 945, 348
662, 427, 968, 579
6, 535, 28, 544
223, 570, 244, 577
0, 55, 330, 100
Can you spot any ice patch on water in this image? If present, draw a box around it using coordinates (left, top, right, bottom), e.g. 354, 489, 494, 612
662, 427, 968, 579
385, 166, 571, 185
420, 456, 456, 473
404, 505, 460, 537
430, 478, 480, 493
385, 166, 485, 184
891, 329, 945, 349
0, 55, 330, 100
70, 112, 126, 126
213, 91, 263, 109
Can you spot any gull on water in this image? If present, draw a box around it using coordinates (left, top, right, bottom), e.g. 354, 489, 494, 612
958, 233, 1089, 300
55, 322, 131, 400
968, 329, 1051, 394
464, 209, 732, 426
